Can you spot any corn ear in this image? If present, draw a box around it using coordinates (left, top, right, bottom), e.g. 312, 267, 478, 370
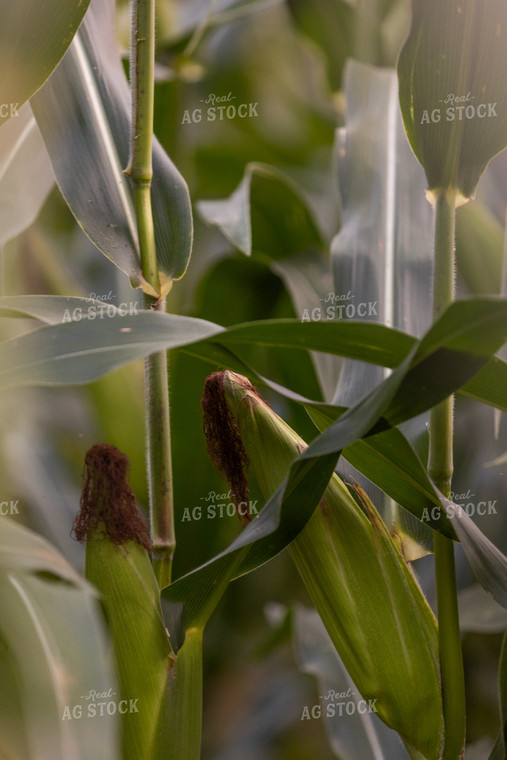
206, 371, 444, 760
73, 444, 173, 760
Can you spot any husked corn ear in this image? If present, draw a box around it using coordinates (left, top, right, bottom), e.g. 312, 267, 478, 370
202, 371, 444, 760
73, 444, 173, 760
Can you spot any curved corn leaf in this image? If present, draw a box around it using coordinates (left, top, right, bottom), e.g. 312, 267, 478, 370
0, 518, 120, 760
308, 406, 454, 540
441, 497, 507, 608
0, 104, 54, 248
31, 0, 193, 296
398, 0, 507, 200
0, 0, 91, 127
198, 162, 325, 258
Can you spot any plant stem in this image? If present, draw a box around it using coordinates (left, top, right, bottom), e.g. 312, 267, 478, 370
144, 333, 175, 588
126, 0, 175, 586
428, 191, 466, 760
126, 0, 157, 290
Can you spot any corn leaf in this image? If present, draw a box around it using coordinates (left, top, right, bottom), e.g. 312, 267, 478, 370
0, 518, 120, 760
308, 406, 454, 540
0, 0, 91, 127
198, 162, 325, 258
0, 296, 507, 416
30, 0, 193, 296
0, 307, 224, 388
332, 60, 433, 406
0, 104, 54, 249
398, 0, 507, 200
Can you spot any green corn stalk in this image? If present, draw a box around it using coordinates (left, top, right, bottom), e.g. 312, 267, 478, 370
203, 371, 444, 760
73, 443, 173, 760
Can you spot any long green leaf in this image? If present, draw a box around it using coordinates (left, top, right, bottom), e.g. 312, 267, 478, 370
0, 518, 120, 760
0, 309, 223, 388
31, 0, 193, 296
0, 0, 91, 127
0, 296, 507, 415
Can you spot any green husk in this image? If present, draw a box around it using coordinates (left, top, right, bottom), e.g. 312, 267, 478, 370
150, 626, 203, 760
74, 443, 173, 760
207, 371, 444, 759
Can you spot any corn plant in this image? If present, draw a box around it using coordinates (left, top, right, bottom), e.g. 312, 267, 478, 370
0, 1, 507, 759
